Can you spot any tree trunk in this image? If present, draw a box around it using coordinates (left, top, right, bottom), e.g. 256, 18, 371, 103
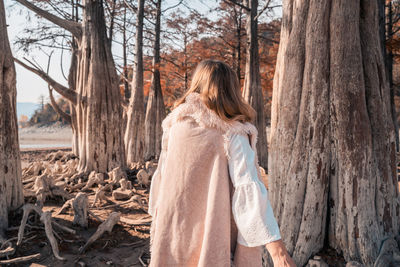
269, 1, 399, 266
0, 0, 24, 232
122, 5, 130, 101
386, 2, 399, 152
235, 6, 242, 81
68, 41, 79, 156
144, 0, 166, 161
15, 0, 125, 173
124, 0, 145, 164
242, 0, 268, 169
75, 0, 125, 172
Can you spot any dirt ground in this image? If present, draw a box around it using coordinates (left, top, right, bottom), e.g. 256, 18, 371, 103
4, 148, 151, 267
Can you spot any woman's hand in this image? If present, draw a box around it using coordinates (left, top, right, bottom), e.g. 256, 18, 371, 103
265, 239, 296, 267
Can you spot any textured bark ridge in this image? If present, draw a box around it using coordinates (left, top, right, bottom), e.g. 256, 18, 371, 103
144, 0, 166, 161
269, 1, 399, 266
0, 0, 24, 231
75, 0, 125, 172
242, 0, 268, 170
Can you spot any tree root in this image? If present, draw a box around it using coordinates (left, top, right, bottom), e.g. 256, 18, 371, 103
119, 216, 152, 226
79, 212, 120, 253
108, 167, 127, 184
72, 193, 89, 227
17, 204, 67, 260
24, 174, 71, 207
136, 169, 150, 188
41, 211, 66, 261
0, 246, 15, 258
92, 184, 112, 207
82, 171, 104, 191
0, 253, 41, 264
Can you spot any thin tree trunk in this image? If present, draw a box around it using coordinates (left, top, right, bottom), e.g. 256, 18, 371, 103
125, 0, 145, 164
144, 0, 166, 161
242, 0, 268, 169
235, 6, 242, 81
68, 41, 79, 156
122, 5, 130, 101
386, 2, 399, 152
0, 0, 24, 232
268, 1, 399, 266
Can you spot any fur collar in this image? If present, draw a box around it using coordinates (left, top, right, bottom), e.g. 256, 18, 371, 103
161, 92, 259, 158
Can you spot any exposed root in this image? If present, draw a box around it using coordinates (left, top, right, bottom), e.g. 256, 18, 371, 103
136, 169, 150, 188
108, 167, 127, 184
72, 193, 89, 228
82, 172, 104, 191
0, 246, 15, 258
41, 211, 66, 261
0, 253, 41, 264
17, 204, 67, 260
79, 212, 120, 253
120, 216, 152, 226
24, 174, 71, 207
92, 184, 112, 207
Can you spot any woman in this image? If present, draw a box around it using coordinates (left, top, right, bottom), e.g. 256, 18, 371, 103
148, 60, 295, 267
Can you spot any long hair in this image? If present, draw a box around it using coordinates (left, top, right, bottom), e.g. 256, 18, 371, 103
173, 59, 256, 123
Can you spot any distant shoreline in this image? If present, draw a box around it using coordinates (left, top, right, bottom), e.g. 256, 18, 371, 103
19, 124, 72, 150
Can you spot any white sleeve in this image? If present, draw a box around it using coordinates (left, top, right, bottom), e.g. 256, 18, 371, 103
228, 133, 281, 247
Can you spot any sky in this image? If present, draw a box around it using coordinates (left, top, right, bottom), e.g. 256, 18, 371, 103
4, 0, 280, 103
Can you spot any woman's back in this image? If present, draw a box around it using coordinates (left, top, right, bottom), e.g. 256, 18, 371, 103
149, 93, 262, 266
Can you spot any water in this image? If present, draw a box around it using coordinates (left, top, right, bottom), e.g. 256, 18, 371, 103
20, 143, 71, 149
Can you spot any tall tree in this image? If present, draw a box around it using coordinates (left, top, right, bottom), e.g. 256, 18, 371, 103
0, 0, 24, 233
125, 0, 145, 164
378, 0, 399, 152
269, 0, 399, 266
243, 0, 268, 169
16, 0, 126, 173
144, 0, 166, 160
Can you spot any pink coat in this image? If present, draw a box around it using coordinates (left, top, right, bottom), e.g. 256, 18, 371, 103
149, 92, 263, 266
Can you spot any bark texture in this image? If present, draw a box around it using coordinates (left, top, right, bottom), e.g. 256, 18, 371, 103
0, 0, 24, 231
144, 0, 166, 160
269, 1, 399, 266
242, 0, 268, 169
125, 0, 145, 164
75, 0, 125, 172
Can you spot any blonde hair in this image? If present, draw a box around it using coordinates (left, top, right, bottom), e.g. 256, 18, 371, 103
174, 59, 256, 123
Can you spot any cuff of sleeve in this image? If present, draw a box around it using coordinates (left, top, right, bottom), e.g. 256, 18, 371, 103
237, 231, 281, 247
233, 181, 282, 247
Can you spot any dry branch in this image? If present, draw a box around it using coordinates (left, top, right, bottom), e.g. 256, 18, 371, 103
14, 58, 77, 104
15, 0, 82, 38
